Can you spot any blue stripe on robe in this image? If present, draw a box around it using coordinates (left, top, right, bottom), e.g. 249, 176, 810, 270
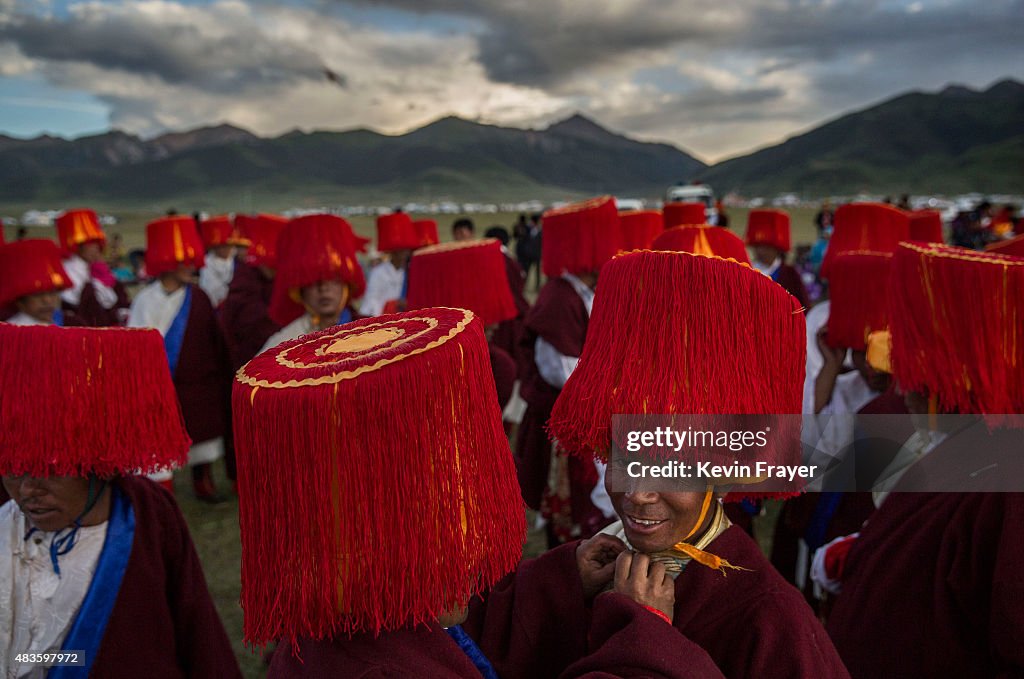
804, 491, 844, 553
52, 485, 135, 679
336, 307, 352, 326
52, 308, 64, 327
445, 625, 499, 679
163, 285, 192, 376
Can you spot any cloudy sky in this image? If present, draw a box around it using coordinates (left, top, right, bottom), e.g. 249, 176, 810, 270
0, 0, 1020, 162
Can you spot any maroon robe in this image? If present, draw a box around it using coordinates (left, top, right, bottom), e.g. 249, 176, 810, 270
466, 525, 849, 679
770, 384, 910, 599
89, 476, 241, 678
175, 285, 232, 446
220, 261, 279, 370
775, 263, 809, 311
827, 428, 1024, 679
270, 593, 723, 678
62, 280, 131, 327
489, 343, 517, 410
491, 253, 531, 377
515, 277, 588, 509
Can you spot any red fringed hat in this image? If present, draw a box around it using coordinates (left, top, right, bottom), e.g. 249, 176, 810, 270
55, 208, 106, 253
0, 325, 191, 477
547, 250, 805, 491
890, 242, 1024, 416
825, 251, 893, 350
233, 308, 526, 645
377, 213, 421, 252
269, 214, 367, 326
540, 196, 621, 278
201, 215, 249, 248
908, 209, 943, 243
663, 202, 706, 229
145, 216, 205, 277
821, 203, 909, 277
406, 239, 517, 326
413, 219, 440, 247
618, 210, 663, 251
745, 209, 791, 252
236, 214, 288, 268
652, 225, 751, 265
0, 239, 72, 307
987, 234, 1024, 257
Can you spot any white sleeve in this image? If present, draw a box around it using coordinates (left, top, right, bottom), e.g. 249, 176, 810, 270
589, 461, 616, 519
359, 267, 389, 317
534, 337, 579, 389
92, 279, 119, 309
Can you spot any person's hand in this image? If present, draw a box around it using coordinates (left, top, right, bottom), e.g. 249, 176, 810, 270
816, 327, 846, 369
612, 551, 675, 623
576, 534, 627, 598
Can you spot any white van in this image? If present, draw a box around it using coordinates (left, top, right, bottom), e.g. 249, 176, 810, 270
665, 184, 718, 225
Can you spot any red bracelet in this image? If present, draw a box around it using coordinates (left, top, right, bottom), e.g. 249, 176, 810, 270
643, 605, 672, 625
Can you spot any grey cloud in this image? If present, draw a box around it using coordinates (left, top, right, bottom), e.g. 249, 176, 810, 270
0, 7, 337, 94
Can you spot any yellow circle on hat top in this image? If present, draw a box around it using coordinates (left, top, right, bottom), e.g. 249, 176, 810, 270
237, 307, 474, 388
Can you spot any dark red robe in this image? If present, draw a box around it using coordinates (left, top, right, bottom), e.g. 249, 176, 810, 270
220, 261, 279, 370
827, 428, 1024, 679
775, 263, 809, 311
176, 285, 233, 446
270, 593, 724, 678
89, 476, 241, 678
491, 253, 531, 377
489, 343, 517, 411
515, 277, 588, 509
466, 525, 849, 679
62, 280, 131, 327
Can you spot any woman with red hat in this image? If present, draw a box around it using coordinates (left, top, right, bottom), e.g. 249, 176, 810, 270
0, 240, 71, 326
0, 325, 240, 678
745, 209, 809, 309
220, 214, 286, 369
54, 208, 130, 327
128, 216, 233, 502
258, 214, 366, 353
361, 212, 420, 317
197, 215, 248, 308
517, 196, 621, 547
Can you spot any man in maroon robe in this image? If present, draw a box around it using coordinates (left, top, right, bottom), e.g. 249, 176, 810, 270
220, 259, 279, 369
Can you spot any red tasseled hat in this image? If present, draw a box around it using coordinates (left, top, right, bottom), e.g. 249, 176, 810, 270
890, 242, 1024, 416
0, 325, 191, 477
145, 216, 205, 277
986, 234, 1024, 257
406, 239, 517, 326
821, 203, 909, 278
825, 251, 893, 350
269, 214, 367, 326
540, 196, 621, 278
413, 219, 440, 247
663, 202, 706, 229
200, 215, 250, 248
233, 308, 526, 646
618, 210, 664, 251
908, 209, 944, 243
547, 250, 805, 495
236, 214, 288, 268
651, 225, 751, 265
55, 208, 106, 254
745, 209, 791, 252
377, 213, 421, 252
0, 239, 72, 308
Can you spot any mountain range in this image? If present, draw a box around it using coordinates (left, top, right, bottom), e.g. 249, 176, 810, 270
0, 79, 1020, 209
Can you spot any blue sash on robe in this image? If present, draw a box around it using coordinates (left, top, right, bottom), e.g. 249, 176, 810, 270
52, 308, 64, 327
770, 267, 782, 283
399, 268, 409, 301
336, 307, 352, 327
445, 625, 499, 679
804, 491, 843, 553
52, 486, 135, 679
163, 285, 192, 376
